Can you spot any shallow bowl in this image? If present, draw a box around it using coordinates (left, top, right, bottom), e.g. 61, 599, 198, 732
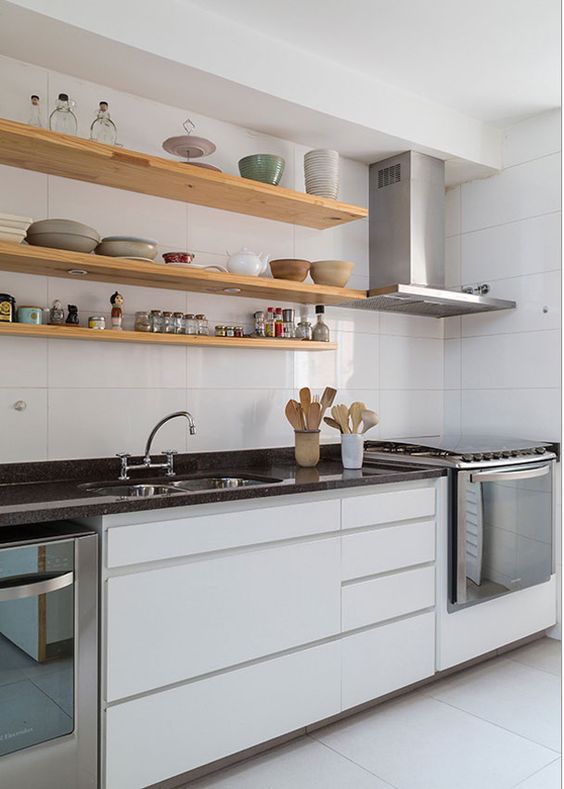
95, 237, 158, 259
238, 154, 285, 185
310, 259, 354, 287
269, 258, 310, 282
26, 232, 99, 253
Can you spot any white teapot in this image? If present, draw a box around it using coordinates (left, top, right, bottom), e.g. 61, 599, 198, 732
226, 247, 270, 277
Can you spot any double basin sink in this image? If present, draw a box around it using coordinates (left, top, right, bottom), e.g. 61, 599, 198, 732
81, 474, 284, 499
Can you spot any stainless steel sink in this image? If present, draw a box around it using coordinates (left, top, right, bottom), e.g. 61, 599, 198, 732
169, 476, 282, 491
85, 484, 182, 498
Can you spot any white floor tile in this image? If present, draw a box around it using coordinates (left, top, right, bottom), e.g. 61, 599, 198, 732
505, 638, 561, 677
187, 736, 394, 788
312, 694, 556, 789
424, 656, 561, 751
514, 758, 561, 789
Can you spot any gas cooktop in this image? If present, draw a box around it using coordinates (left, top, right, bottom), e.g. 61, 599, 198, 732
364, 435, 556, 469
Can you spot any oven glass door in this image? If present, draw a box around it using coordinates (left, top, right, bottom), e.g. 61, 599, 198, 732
455, 461, 553, 608
0, 539, 75, 757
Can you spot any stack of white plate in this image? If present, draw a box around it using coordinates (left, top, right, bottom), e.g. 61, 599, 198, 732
304, 149, 339, 199
0, 213, 33, 244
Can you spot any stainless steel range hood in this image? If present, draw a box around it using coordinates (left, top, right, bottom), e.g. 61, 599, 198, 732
339, 151, 516, 318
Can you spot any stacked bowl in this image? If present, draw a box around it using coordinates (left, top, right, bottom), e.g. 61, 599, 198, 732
304, 149, 339, 199
0, 213, 33, 243
26, 219, 100, 252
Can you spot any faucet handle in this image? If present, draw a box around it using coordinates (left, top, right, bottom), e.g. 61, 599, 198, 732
164, 449, 178, 477
116, 452, 131, 458
116, 452, 131, 481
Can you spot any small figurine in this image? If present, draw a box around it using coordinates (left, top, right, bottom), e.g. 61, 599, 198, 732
66, 305, 79, 325
49, 299, 65, 325
110, 291, 124, 330
29, 94, 42, 128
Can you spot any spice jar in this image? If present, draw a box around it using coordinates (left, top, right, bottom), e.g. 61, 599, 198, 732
184, 313, 197, 335
225, 325, 235, 338
283, 308, 295, 338
150, 310, 163, 333
135, 311, 152, 332
162, 311, 174, 333
234, 326, 244, 338
254, 310, 266, 337
173, 312, 184, 334
215, 325, 226, 337
195, 314, 208, 335
295, 318, 313, 340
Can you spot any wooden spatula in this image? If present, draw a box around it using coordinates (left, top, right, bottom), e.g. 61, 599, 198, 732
308, 402, 322, 430
320, 387, 337, 417
323, 416, 342, 432
285, 400, 303, 431
349, 401, 367, 434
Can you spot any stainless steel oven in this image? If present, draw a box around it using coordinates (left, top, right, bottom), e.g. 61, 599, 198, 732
452, 459, 555, 610
0, 522, 97, 789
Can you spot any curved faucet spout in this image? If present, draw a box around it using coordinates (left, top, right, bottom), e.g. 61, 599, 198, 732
144, 410, 196, 462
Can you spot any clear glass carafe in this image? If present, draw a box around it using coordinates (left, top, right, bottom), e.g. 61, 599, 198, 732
49, 93, 77, 135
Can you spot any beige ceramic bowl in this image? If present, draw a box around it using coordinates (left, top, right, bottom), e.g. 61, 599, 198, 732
270, 258, 310, 282
310, 259, 354, 288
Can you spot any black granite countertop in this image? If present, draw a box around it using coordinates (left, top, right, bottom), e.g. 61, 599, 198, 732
0, 445, 445, 527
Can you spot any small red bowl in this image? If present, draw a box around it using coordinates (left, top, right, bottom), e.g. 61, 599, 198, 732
162, 251, 195, 265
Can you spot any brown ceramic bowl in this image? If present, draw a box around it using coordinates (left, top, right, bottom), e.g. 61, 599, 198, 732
269, 258, 310, 282
310, 259, 354, 287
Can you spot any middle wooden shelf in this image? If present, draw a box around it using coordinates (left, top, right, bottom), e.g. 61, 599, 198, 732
0, 241, 367, 307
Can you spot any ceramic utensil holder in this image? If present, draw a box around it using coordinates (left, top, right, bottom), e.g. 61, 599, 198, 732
294, 430, 320, 467
341, 433, 364, 469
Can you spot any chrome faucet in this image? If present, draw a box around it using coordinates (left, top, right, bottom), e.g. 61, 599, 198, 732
117, 411, 196, 480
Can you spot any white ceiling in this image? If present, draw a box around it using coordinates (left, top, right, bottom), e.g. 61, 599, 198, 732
190, 0, 561, 125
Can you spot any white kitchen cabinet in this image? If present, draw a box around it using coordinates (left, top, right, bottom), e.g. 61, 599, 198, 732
341, 486, 436, 530
341, 611, 436, 709
341, 519, 436, 581
342, 565, 435, 631
106, 535, 340, 701
105, 640, 341, 789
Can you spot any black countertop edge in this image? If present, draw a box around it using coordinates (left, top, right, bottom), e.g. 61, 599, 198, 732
0, 462, 445, 527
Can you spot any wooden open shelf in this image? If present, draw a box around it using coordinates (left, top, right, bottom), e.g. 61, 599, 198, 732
0, 242, 367, 307
0, 322, 336, 350
0, 119, 367, 229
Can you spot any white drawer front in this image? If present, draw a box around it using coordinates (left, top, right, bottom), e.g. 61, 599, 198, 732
106, 498, 340, 567
342, 520, 435, 581
105, 640, 341, 789
342, 486, 436, 531
342, 611, 435, 709
106, 537, 340, 701
342, 565, 435, 631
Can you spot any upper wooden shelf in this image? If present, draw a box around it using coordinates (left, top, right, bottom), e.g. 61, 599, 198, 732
0, 242, 367, 307
0, 118, 367, 229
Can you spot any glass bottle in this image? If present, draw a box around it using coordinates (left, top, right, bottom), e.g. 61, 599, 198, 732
254, 310, 266, 337
265, 307, 276, 337
135, 311, 152, 332
29, 95, 42, 127
49, 93, 78, 135
312, 305, 330, 342
162, 311, 174, 333
183, 314, 195, 335
150, 310, 163, 333
295, 318, 313, 341
90, 101, 117, 145
172, 312, 184, 334
274, 307, 284, 338
195, 314, 209, 335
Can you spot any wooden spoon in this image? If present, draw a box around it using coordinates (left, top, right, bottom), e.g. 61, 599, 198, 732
299, 387, 312, 429
285, 400, 303, 431
331, 404, 350, 434
360, 409, 380, 434
323, 416, 342, 432
308, 402, 322, 430
349, 401, 367, 434
320, 387, 337, 417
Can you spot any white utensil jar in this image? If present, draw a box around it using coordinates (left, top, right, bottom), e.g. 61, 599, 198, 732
341, 434, 364, 469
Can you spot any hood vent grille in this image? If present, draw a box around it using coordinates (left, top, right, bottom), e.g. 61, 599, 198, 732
377, 162, 401, 188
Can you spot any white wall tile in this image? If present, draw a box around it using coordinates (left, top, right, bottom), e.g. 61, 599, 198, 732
460, 330, 560, 390
461, 212, 561, 283
188, 346, 294, 390
445, 235, 461, 289
336, 332, 379, 389
48, 340, 187, 389
0, 389, 47, 462
380, 312, 444, 339
0, 54, 49, 126
380, 390, 443, 438
0, 337, 48, 388
379, 336, 443, 390
443, 391, 461, 435
294, 347, 338, 390
47, 388, 189, 459
503, 109, 562, 168
0, 165, 48, 220
444, 338, 461, 390
461, 153, 561, 233
461, 389, 560, 441
445, 186, 461, 237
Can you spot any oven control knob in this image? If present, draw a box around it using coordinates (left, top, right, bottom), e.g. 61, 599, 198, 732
501, 451, 511, 458
534, 446, 547, 454
462, 454, 473, 462
473, 453, 483, 461
483, 452, 493, 460
492, 451, 502, 459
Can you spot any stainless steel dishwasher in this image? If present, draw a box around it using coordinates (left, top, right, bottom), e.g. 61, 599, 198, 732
0, 521, 98, 788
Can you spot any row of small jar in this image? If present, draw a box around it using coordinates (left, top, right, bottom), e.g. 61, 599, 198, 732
135, 310, 209, 335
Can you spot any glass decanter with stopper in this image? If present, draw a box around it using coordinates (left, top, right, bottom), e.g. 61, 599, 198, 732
312, 304, 330, 342
90, 101, 117, 145
49, 93, 77, 135
28, 94, 42, 127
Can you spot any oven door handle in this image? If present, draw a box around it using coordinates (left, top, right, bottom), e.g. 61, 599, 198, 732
0, 571, 74, 602
470, 465, 551, 484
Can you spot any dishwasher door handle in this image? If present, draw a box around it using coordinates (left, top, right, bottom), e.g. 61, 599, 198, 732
0, 571, 74, 601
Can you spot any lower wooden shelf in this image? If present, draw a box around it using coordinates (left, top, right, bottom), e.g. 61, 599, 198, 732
0, 322, 336, 350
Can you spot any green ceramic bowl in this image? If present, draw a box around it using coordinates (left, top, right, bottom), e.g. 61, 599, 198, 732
238, 154, 285, 186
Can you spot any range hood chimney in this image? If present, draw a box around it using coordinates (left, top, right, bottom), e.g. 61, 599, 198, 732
339, 151, 516, 318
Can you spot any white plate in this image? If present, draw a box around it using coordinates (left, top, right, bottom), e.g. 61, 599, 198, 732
162, 135, 216, 159
0, 213, 33, 224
